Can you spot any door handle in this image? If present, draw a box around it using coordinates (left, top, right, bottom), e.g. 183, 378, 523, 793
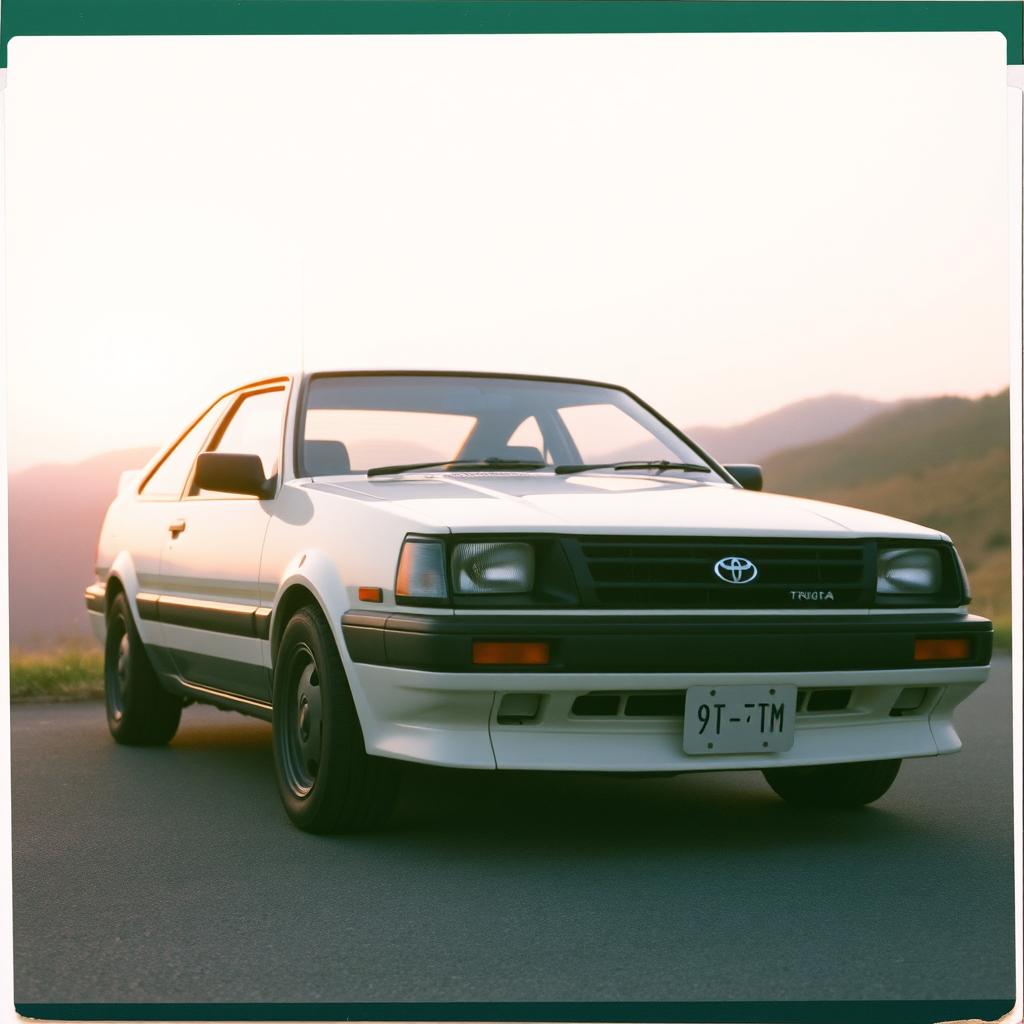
168, 519, 186, 537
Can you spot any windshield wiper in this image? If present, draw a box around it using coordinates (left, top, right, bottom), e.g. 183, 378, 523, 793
555, 460, 712, 476
367, 457, 546, 478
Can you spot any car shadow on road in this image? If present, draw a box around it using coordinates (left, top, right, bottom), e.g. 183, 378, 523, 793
169, 717, 273, 750
375, 760, 942, 863
162, 712, 946, 859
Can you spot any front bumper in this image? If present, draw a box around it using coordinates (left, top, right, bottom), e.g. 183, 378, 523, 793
341, 611, 992, 771
84, 584, 108, 644
342, 610, 992, 673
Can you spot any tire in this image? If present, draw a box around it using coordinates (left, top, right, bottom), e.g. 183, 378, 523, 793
762, 759, 901, 808
271, 605, 401, 834
104, 592, 182, 745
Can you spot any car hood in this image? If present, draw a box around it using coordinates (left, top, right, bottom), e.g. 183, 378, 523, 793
307, 472, 944, 539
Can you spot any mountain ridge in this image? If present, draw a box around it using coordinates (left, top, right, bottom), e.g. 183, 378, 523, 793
762, 389, 1011, 628
684, 393, 893, 463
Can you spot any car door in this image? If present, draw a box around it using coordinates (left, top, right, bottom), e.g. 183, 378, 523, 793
129, 394, 235, 659
157, 382, 290, 704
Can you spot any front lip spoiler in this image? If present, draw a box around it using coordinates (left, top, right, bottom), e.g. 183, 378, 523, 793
341, 610, 993, 674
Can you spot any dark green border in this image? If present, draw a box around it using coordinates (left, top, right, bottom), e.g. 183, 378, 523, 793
12, 1001, 1020, 1023
3, 6, 1019, 1023
0, 0, 1021, 68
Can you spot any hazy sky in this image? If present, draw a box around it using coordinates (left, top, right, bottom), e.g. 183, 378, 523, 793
2, 31, 1011, 471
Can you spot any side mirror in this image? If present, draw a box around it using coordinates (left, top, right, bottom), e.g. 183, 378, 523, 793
724, 464, 763, 492
194, 452, 272, 498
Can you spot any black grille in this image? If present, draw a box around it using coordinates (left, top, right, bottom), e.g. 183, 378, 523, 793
573, 536, 870, 609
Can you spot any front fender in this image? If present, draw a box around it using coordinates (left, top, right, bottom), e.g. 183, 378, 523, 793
266, 547, 356, 664
265, 551, 389, 729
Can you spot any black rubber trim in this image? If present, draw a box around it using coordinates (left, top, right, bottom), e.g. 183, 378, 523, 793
158, 597, 257, 637
136, 592, 161, 621
135, 593, 270, 640
254, 607, 272, 640
178, 680, 273, 719
150, 645, 272, 706
341, 611, 993, 673
83, 584, 106, 613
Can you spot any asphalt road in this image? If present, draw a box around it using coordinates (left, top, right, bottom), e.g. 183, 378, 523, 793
11, 656, 1015, 1006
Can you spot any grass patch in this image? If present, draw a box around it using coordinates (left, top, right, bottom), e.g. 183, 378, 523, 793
9, 646, 104, 701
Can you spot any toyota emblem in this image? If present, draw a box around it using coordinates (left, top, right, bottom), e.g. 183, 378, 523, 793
713, 556, 758, 584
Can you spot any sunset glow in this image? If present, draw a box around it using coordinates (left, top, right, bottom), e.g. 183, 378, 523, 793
3, 32, 1010, 472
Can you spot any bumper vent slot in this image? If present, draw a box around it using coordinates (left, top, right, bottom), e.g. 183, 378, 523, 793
574, 536, 869, 609
571, 691, 686, 718
496, 692, 543, 724
802, 688, 853, 712
624, 693, 686, 717
889, 686, 932, 716
571, 694, 621, 717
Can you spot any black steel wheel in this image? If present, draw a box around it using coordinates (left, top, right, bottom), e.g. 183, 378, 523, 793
104, 592, 182, 745
271, 604, 401, 833
278, 642, 323, 798
763, 759, 902, 808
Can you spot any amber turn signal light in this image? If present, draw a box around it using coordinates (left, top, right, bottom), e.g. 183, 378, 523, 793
358, 586, 383, 603
914, 637, 970, 661
472, 641, 550, 666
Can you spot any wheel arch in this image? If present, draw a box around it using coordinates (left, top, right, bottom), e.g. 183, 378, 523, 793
270, 581, 333, 667
104, 551, 144, 620
267, 546, 352, 670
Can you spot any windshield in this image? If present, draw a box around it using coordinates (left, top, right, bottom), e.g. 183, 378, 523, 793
300, 374, 720, 478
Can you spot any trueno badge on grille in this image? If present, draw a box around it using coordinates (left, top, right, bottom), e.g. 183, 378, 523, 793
713, 556, 758, 584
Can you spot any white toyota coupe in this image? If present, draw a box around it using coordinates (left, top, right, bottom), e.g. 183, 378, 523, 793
86, 372, 992, 832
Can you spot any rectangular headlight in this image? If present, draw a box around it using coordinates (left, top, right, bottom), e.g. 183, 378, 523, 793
452, 542, 534, 595
395, 538, 448, 600
877, 547, 941, 595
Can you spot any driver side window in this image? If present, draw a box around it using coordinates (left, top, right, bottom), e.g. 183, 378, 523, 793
191, 387, 287, 497
139, 396, 231, 499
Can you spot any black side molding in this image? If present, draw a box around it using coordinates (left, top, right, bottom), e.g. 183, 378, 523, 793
136, 593, 272, 640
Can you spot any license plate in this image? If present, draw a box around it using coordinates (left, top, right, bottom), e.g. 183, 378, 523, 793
683, 684, 797, 754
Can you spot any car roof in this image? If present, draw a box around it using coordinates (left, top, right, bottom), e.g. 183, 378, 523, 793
300, 369, 629, 391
